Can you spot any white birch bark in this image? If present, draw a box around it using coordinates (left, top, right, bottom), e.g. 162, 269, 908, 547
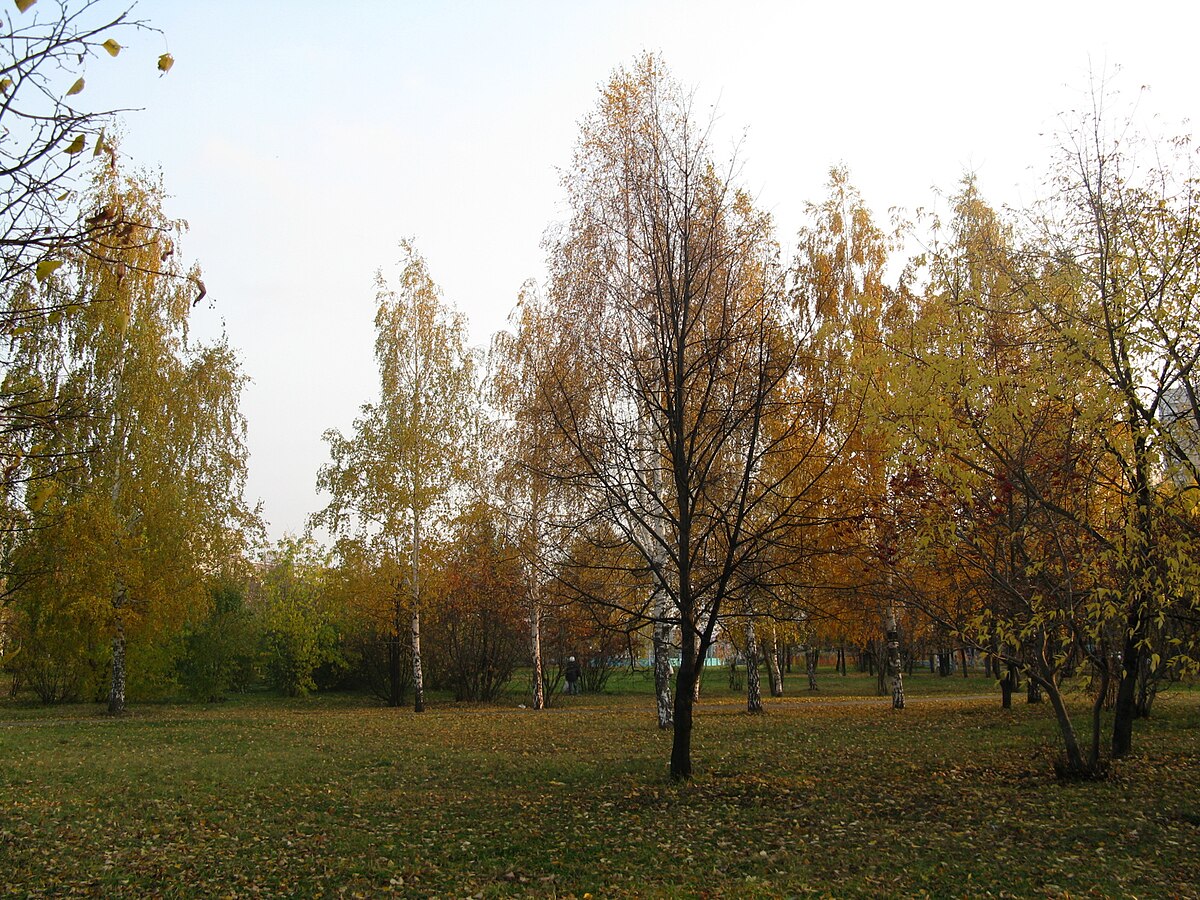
530, 583, 545, 709
106, 326, 130, 716
885, 607, 905, 710
529, 503, 545, 709
652, 589, 674, 728
107, 584, 127, 715
766, 624, 784, 697
411, 514, 425, 712
745, 619, 763, 713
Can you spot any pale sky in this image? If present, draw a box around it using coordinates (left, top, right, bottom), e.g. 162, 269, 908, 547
73, 0, 1200, 541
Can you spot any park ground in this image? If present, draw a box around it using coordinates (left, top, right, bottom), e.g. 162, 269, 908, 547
1, 670, 1198, 898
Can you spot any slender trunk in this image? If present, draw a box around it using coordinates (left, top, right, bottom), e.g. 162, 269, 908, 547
107, 309, 131, 718
107, 582, 127, 716
1043, 674, 1086, 774
410, 607, 424, 712
652, 590, 674, 729
885, 611, 905, 710
806, 647, 819, 691
387, 620, 402, 707
1026, 679, 1042, 704
959, 647, 969, 678
745, 620, 763, 713
530, 585, 545, 710
411, 515, 425, 713
766, 625, 783, 697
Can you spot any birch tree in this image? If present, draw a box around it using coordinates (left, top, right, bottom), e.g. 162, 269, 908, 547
2, 0, 172, 525
315, 240, 474, 713
790, 166, 907, 708
490, 284, 558, 710
4, 162, 249, 711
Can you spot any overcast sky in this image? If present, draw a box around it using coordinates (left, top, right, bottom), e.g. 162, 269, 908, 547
72, 0, 1200, 541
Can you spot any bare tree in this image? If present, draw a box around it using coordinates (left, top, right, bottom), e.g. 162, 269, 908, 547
539, 55, 834, 779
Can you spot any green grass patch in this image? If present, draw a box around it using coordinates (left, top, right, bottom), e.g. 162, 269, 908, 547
2, 688, 1198, 897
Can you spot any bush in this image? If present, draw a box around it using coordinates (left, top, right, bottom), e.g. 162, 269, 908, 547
176, 582, 259, 702
255, 538, 346, 697
427, 505, 527, 703
5, 598, 107, 704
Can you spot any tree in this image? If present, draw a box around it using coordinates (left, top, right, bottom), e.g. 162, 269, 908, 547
540, 55, 828, 779
3, 161, 250, 712
882, 177, 1119, 774
314, 240, 475, 713
427, 502, 526, 703
789, 166, 908, 708
489, 283, 560, 710
1022, 93, 1200, 758
2, 0, 173, 523
254, 536, 343, 697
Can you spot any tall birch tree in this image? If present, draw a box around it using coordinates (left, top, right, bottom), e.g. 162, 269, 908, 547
4, 161, 250, 711
315, 241, 474, 713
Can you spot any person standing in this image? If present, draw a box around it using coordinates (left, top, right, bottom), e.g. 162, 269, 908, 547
565, 656, 582, 695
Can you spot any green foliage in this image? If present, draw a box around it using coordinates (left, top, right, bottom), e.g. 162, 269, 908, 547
3, 592, 107, 704
256, 538, 345, 697
176, 581, 260, 702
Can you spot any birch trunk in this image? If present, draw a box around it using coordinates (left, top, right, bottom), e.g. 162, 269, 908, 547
885, 608, 905, 710
652, 600, 674, 728
766, 625, 783, 697
530, 592, 545, 709
411, 515, 425, 713
806, 646, 819, 691
107, 326, 130, 717
745, 620, 763, 713
107, 582, 127, 715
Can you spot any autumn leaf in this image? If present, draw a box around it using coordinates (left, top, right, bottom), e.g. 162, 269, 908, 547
63, 134, 86, 155
102, 38, 122, 57
66, 77, 85, 96
158, 53, 174, 74
35, 259, 63, 281
14, 0, 36, 12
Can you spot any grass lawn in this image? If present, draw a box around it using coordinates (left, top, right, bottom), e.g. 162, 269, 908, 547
1, 674, 1198, 897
